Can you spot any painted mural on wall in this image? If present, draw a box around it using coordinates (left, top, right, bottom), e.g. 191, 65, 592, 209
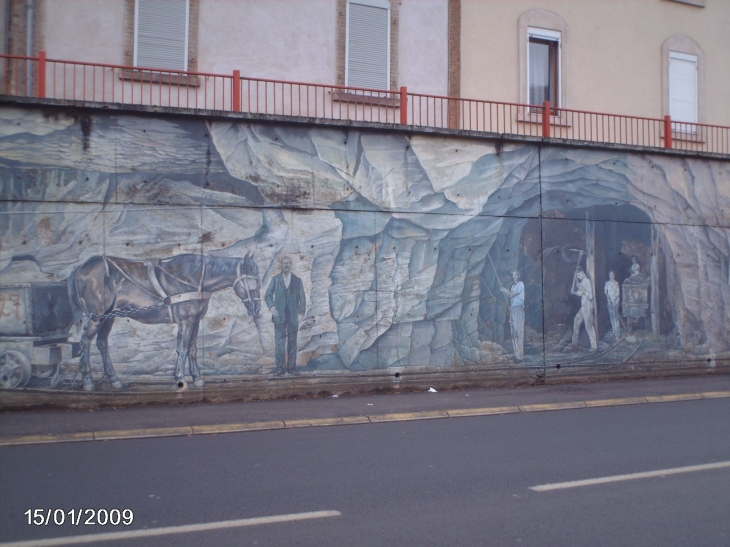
0, 107, 728, 391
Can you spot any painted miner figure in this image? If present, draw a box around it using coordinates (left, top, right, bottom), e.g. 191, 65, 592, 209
265, 256, 307, 376
500, 270, 525, 361
570, 269, 598, 351
604, 270, 621, 340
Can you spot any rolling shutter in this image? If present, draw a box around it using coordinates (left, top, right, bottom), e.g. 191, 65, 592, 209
135, 0, 189, 70
669, 52, 698, 123
346, 1, 390, 90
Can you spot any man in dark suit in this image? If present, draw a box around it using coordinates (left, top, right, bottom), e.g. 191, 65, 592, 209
265, 256, 307, 376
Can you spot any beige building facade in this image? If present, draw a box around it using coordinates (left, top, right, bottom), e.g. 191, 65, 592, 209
459, 0, 730, 126
2, 0, 728, 126
3, 0, 449, 96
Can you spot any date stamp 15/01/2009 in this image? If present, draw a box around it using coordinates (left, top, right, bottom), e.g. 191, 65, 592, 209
25, 509, 134, 527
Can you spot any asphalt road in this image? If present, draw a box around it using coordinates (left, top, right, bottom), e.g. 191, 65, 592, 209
1, 396, 729, 547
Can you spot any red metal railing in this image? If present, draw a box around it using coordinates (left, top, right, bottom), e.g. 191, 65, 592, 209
667, 120, 729, 153
548, 106, 666, 148
235, 76, 403, 124
45, 58, 234, 111
408, 93, 543, 137
1, 52, 728, 155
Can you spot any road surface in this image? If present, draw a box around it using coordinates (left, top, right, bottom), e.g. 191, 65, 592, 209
1, 396, 729, 546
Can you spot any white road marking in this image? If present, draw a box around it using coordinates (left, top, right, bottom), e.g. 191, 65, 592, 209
0, 510, 341, 547
530, 461, 730, 492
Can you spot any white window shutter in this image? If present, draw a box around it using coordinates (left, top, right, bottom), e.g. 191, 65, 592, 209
669, 53, 698, 123
347, 2, 390, 90
135, 0, 189, 70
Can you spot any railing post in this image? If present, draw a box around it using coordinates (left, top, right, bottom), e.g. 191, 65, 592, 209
664, 115, 672, 149
37, 51, 46, 98
542, 100, 551, 138
232, 69, 241, 112
400, 86, 408, 125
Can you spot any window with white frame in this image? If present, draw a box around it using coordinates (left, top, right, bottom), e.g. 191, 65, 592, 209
134, 0, 190, 70
528, 27, 560, 108
346, 0, 390, 90
669, 51, 698, 125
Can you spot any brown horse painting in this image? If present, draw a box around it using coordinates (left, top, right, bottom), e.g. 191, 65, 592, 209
68, 253, 261, 391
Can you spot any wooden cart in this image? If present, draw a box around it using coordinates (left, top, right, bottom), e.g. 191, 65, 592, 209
621, 279, 650, 329
0, 282, 76, 388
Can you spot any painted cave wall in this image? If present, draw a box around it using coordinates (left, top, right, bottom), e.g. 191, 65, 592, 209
0, 105, 728, 392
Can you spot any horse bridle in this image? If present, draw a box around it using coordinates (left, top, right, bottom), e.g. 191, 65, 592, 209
233, 258, 261, 309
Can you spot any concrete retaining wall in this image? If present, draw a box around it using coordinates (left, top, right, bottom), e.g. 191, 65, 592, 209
1, 101, 728, 408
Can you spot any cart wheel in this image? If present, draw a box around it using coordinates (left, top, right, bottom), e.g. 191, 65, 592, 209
0, 350, 32, 389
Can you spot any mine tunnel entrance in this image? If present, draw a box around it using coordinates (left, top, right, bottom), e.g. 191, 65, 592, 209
480, 203, 670, 358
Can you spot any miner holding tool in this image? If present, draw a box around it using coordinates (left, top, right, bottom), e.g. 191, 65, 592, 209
499, 269, 525, 361
571, 268, 598, 351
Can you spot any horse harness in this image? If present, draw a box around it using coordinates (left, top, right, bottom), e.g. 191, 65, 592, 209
232, 259, 261, 311
144, 258, 212, 323
95, 256, 258, 324
145, 257, 260, 320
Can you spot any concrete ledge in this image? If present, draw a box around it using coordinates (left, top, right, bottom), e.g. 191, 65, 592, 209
192, 421, 286, 434
583, 397, 647, 407
0, 366, 536, 410
700, 391, 730, 398
369, 410, 450, 423
519, 401, 588, 412
284, 416, 371, 428
2, 365, 729, 411
2, 96, 727, 160
446, 406, 520, 417
0, 432, 94, 446
93, 426, 193, 441
644, 393, 705, 402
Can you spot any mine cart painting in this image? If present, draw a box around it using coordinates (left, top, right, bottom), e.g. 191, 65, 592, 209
0, 112, 728, 393
0, 282, 75, 388
622, 283, 650, 322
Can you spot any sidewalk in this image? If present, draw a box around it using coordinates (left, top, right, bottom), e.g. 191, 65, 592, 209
1, 375, 729, 445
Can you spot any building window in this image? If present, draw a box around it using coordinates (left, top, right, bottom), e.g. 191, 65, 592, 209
528, 28, 560, 107
669, 52, 698, 124
662, 35, 704, 136
134, 0, 190, 70
346, 0, 390, 90
518, 9, 568, 114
